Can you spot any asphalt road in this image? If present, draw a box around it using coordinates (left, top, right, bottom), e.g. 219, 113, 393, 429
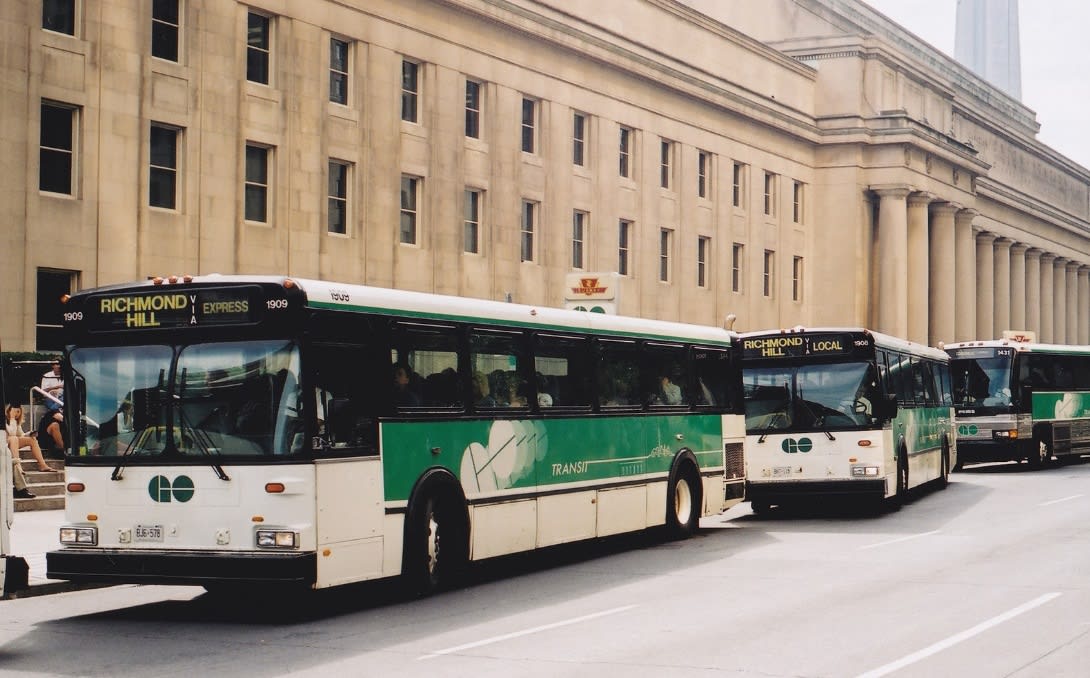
2, 460, 1089, 677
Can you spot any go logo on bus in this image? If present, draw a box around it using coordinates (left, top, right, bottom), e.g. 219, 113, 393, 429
148, 475, 195, 503
958, 424, 979, 436
781, 437, 813, 454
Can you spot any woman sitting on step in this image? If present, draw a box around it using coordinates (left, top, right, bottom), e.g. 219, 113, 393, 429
5, 404, 59, 472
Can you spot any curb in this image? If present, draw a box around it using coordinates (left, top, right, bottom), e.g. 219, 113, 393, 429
3, 581, 113, 600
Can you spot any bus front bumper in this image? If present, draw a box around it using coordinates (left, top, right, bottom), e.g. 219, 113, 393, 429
746, 478, 886, 504
955, 440, 1023, 465
46, 548, 317, 586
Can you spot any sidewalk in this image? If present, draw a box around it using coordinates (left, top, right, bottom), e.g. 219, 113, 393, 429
3, 509, 82, 597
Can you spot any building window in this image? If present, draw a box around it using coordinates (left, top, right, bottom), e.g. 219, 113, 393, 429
618, 220, 631, 275
149, 124, 179, 209
659, 229, 673, 282
151, 0, 179, 61
43, 0, 75, 36
792, 256, 803, 301
244, 144, 270, 222
763, 171, 776, 216
40, 102, 76, 195
328, 160, 349, 234
246, 12, 270, 85
732, 162, 744, 208
763, 250, 775, 297
697, 236, 710, 288
793, 181, 804, 224
660, 141, 673, 189
732, 243, 744, 293
572, 210, 587, 269
464, 189, 481, 253
619, 127, 632, 178
573, 113, 586, 166
465, 80, 481, 139
521, 200, 537, 262
329, 38, 349, 105
698, 151, 710, 199
37, 269, 76, 351
521, 98, 537, 153
401, 60, 419, 123
400, 175, 419, 244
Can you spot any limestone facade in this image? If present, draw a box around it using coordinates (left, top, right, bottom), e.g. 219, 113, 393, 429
3, 0, 1090, 352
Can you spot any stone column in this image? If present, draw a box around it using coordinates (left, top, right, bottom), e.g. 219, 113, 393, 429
1053, 257, 1067, 344
1066, 262, 1079, 344
929, 203, 958, 346
1008, 243, 1027, 332
874, 187, 912, 339
907, 192, 934, 345
975, 231, 996, 340
1079, 266, 1090, 345
1039, 253, 1055, 343
1024, 249, 1042, 338
954, 209, 978, 341
993, 238, 1012, 337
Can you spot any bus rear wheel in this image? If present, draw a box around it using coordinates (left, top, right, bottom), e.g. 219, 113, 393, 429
665, 465, 701, 539
404, 490, 467, 596
892, 449, 909, 508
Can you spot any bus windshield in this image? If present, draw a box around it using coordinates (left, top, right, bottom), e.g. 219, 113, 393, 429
743, 361, 880, 432
70, 339, 303, 458
950, 355, 1013, 408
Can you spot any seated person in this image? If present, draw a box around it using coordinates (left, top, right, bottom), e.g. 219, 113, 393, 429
393, 363, 421, 406
654, 374, 683, 405
472, 372, 497, 407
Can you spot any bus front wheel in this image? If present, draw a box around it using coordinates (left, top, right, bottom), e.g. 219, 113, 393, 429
403, 489, 468, 596
665, 465, 701, 539
1027, 439, 1050, 469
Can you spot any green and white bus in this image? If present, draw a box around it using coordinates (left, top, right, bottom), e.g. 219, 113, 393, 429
46, 275, 745, 594
740, 328, 955, 511
946, 335, 1090, 467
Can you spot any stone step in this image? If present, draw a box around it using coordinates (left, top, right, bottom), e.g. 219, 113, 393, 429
14, 493, 66, 511
13, 455, 67, 511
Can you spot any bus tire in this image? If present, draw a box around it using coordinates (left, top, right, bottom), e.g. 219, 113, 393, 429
665, 463, 701, 539
750, 500, 770, 515
403, 481, 468, 597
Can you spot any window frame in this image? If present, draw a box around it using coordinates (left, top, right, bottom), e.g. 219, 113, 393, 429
763, 249, 775, 298
327, 159, 350, 235
149, 123, 179, 209
244, 143, 271, 223
521, 97, 537, 154
572, 210, 587, 270
793, 180, 804, 224
401, 59, 419, 124
42, 0, 76, 36
659, 228, 673, 283
731, 243, 744, 293
618, 219, 632, 276
763, 171, 776, 217
792, 255, 803, 302
465, 79, 482, 139
660, 140, 673, 189
520, 199, 537, 263
572, 112, 586, 166
697, 236, 710, 288
400, 175, 420, 245
39, 101, 77, 196
732, 162, 744, 208
151, 0, 180, 62
246, 11, 271, 85
329, 37, 350, 105
619, 126, 632, 178
464, 188, 481, 254
698, 151, 710, 199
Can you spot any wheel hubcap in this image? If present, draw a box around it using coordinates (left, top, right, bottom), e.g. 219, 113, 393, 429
675, 479, 693, 525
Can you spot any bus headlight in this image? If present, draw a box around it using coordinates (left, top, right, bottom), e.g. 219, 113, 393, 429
993, 430, 1018, 440
851, 465, 880, 477
60, 526, 98, 545
256, 529, 298, 549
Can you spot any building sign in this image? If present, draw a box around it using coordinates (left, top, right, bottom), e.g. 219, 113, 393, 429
562, 272, 619, 314
741, 333, 862, 359
88, 286, 260, 330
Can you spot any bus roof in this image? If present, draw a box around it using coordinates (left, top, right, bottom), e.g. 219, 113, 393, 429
69, 275, 737, 347
738, 326, 949, 361
944, 338, 1090, 356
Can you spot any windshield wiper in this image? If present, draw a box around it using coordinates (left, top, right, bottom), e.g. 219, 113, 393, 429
795, 381, 835, 441
111, 420, 158, 481
176, 404, 230, 481
756, 409, 788, 443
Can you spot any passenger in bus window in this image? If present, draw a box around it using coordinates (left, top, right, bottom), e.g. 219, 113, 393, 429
655, 373, 683, 405
393, 363, 421, 406
536, 373, 554, 408
504, 372, 528, 408
472, 372, 496, 407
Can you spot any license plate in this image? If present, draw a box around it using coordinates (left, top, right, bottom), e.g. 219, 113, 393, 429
134, 524, 164, 542
772, 466, 793, 477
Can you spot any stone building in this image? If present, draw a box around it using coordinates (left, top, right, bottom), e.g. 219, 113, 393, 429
2, 0, 1089, 353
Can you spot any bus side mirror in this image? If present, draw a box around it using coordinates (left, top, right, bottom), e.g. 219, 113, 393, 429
880, 394, 898, 420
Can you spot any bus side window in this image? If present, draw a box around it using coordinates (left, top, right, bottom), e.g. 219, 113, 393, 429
311, 343, 378, 454
875, 349, 890, 396
597, 339, 640, 408
692, 347, 732, 409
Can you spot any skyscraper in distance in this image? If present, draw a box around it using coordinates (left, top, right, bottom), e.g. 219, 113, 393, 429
955, 0, 1022, 99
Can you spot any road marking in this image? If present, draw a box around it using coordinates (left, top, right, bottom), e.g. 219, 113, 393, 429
856, 592, 1062, 678
417, 604, 638, 660
1039, 494, 1084, 507
858, 530, 940, 550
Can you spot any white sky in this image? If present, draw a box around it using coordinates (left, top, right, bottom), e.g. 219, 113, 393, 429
864, 0, 1090, 170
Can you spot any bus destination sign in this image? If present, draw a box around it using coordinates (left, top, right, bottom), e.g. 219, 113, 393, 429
742, 333, 861, 360
87, 287, 260, 331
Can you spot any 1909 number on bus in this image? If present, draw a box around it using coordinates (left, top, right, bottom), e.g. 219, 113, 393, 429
266, 299, 289, 310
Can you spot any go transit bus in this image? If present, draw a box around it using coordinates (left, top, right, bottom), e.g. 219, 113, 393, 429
945, 335, 1090, 467
46, 275, 745, 594
740, 328, 955, 511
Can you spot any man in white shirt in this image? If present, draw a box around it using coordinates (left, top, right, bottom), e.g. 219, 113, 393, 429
40, 360, 63, 405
